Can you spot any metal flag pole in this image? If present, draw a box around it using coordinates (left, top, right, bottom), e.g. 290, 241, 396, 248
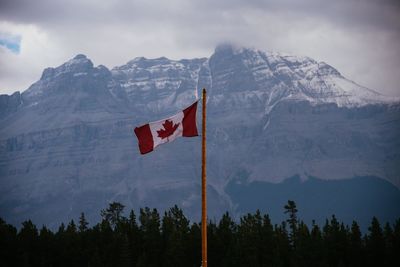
201, 88, 208, 267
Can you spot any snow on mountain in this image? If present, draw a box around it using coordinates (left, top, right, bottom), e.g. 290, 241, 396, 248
111, 57, 206, 114
207, 45, 397, 111
0, 54, 132, 137
16, 44, 397, 117
24, 54, 95, 98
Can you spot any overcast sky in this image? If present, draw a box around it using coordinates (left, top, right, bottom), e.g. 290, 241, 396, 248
0, 0, 399, 96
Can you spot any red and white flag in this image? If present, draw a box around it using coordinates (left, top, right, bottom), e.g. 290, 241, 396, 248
134, 101, 199, 154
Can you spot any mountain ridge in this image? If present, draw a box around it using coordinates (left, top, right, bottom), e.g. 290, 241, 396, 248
2, 45, 398, 113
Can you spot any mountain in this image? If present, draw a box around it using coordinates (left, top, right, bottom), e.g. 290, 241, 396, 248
0, 45, 399, 229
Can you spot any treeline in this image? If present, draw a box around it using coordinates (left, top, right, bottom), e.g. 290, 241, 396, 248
0, 200, 399, 267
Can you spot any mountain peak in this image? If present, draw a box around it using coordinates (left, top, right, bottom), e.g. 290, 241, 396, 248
22, 54, 109, 101
127, 56, 146, 64
214, 43, 243, 53
214, 44, 258, 59
208, 45, 398, 107
73, 54, 87, 60
65, 54, 93, 68
36, 55, 94, 82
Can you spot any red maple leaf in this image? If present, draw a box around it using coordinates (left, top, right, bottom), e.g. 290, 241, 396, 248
157, 120, 180, 139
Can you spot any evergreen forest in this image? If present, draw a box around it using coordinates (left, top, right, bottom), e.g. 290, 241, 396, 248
1, 200, 399, 267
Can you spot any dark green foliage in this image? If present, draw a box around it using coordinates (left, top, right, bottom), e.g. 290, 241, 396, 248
273, 222, 291, 267
18, 220, 40, 266
284, 200, 298, 247
0, 218, 18, 266
187, 222, 201, 266
137, 207, 161, 267
391, 219, 400, 267
365, 216, 385, 267
0, 200, 399, 267
237, 210, 264, 266
161, 205, 190, 267
309, 221, 324, 265
348, 221, 364, 267
215, 212, 238, 266
101, 202, 126, 229
78, 212, 89, 232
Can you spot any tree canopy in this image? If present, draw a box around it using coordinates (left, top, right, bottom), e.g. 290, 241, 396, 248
0, 200, 399, 267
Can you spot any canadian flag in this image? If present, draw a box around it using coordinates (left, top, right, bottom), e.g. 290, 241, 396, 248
134, 101, 199, 154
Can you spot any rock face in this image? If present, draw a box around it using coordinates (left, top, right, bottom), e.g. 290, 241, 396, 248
0, 91, 21, 117
0, 45, 399, 228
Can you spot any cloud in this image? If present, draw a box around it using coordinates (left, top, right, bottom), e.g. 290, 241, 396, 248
0, 22, 68, 93
0, 0, 399, 96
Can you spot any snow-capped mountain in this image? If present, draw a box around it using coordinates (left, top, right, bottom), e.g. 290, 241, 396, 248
0, 44, 399, 229
207, 45, 396, 110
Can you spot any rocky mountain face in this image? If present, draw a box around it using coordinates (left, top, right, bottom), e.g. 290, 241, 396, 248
1, 45, 399, 229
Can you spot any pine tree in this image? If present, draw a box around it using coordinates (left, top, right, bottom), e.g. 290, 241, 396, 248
323, 215, 348, 266
383, 222, 394, 267
273, 221, 291, 267
349, 221, 363, 267
78, 212, 89, 232
207, 220, 219, 267
216, 212, 238, 267
100, 202, 126, 229
61, 219, 81, 266
392, 219, 400, 267
284, 200, 298, 248
365, 216, 385, 267
137, 207, 162, 267
18, 220, 40, 267
127, 209, 140, 266
187, 222, 201, 267
309, 220, 324, 266
0, 218, 18, 266
129, 210, 138, 230
38, 225, 55, 266
295, 221, 311, 266
161, 205, 190, 267
237, 210, 264, 266
67, 219, 77, 233
260, 214, 275, 266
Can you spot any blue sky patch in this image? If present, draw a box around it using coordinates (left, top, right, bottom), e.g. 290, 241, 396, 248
0, 32, 21, 54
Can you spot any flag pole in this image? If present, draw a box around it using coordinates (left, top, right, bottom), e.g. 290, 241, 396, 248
201, 88, 207, 267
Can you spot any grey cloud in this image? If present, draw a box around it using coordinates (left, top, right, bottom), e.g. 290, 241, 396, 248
2, 0, 398, 29
0, 0, 399, 96
1, 0, 399, 43
202, 0, 400, 31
